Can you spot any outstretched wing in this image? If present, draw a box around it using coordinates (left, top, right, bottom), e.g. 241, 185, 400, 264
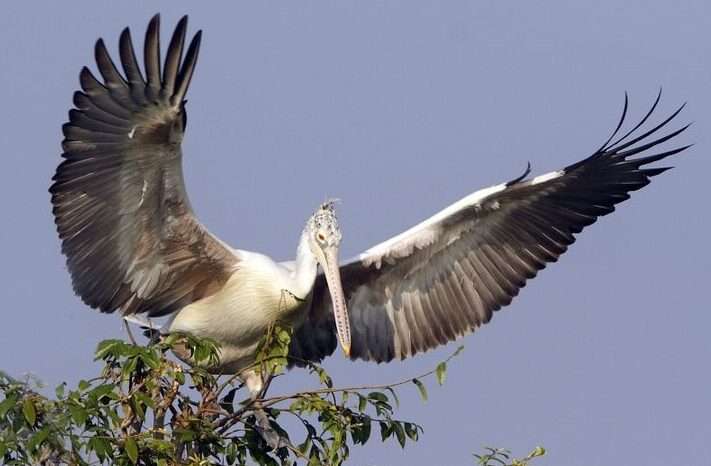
50, 15, 239, 317
290, 93, 690, 364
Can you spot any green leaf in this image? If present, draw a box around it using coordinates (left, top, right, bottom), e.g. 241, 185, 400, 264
452, 345, 465, 358
379, 421, 392, 441
361, 417, 372, 444
225, 443, 236, 464
298, 436, 312, 456
357, 394, 367, 412
89, 384, 116, 401
121, 357, 138, 379
352, 415, 372, 445
55, 382, 66, 399
162, 333, 181, 347
176, 429, 197, 443
125, 437, 138, 464
412, 378, 428, 401
27, 427, 49, 452
134, 391, 156, 410
22, 398, 36, 426
393, 422, 406, 448
308, 449, 322, 466
0, 394, 18, 418
386, 387, 400, 408
333, 427, 344, 450
69, 404, 88, 426
404, 422, 419, 441
139, 351, 160, 370
435, 362, 447, 386
367, 392, 388, 403
135, 401, 146, 421
528, 446, 546, 458
316, 367, 333, 388
277, 327, 292, 346
89, 436, 112, 462
95, 339, 124, 360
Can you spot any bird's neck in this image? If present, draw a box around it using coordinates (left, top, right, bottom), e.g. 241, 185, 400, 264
292, 230, 318, 298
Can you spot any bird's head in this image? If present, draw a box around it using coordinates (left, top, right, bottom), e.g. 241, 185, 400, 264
306, 200, 351, 357
307, 200, 343, 252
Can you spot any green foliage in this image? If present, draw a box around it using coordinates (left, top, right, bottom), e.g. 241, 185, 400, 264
253, 324, 293, 379
0, 328, 467, 465
474, 446, 546, 466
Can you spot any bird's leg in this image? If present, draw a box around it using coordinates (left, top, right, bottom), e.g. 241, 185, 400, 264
123, 319, 137, 345
241, 369, 287, 450
243, 369, 264, 395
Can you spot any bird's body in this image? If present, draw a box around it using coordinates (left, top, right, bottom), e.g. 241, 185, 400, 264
166, 245, 317, 373
51, 15, 691, 378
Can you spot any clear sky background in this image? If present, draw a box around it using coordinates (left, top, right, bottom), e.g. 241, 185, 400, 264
1, 2, 709, 465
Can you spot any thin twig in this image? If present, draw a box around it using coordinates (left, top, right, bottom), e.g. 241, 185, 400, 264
216, 346, 461, 432
260, 347, 461, 409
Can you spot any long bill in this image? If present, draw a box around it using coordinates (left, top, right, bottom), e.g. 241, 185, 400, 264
319, 245, 351, 357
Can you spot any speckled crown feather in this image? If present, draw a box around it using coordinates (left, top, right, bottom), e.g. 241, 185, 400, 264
308, 199, 342, 243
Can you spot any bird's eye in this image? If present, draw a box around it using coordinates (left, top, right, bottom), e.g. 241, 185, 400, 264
317, 233, 326, 242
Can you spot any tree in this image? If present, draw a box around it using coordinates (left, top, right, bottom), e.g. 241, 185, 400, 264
0, 329, 544, 465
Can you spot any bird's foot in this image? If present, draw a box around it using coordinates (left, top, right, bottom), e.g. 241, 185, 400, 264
253, 407, 289, 450
242, 370, 289, 450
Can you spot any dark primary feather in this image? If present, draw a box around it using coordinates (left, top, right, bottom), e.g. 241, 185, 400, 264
50, 15, 237, 317
290, 93, 690, 365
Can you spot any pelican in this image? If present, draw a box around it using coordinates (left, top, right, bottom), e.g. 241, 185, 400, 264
51, 15, 690, 385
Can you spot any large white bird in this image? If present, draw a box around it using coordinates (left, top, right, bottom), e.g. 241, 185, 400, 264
51, 15, 690, 379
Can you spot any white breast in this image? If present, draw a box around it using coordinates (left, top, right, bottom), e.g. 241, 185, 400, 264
168, 251, 309, 372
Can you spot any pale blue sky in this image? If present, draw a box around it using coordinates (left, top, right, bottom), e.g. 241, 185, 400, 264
1, 2, 709, 465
